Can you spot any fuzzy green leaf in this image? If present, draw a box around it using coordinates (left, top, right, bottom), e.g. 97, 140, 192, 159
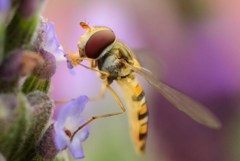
13, 91, 54, 161
0, 93, 33, 160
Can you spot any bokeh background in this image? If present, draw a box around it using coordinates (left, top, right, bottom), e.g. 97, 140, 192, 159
43, 0, 240, 161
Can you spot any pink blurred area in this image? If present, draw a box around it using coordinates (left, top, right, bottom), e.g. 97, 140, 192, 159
43, 0, 240, 98
43, 0, 240, 161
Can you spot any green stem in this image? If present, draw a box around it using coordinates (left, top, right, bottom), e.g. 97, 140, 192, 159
0, 26, 5, 64
4, 13, 39, 57
22, 76, 50, 94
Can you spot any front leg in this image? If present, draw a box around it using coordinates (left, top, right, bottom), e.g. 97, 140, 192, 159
64, 52, 83, 67
65, 52, 110, 79
78, 63, 110, 80
88, 82, 107, 101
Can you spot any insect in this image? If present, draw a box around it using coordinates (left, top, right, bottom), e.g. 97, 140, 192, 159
65, 22, 221, 153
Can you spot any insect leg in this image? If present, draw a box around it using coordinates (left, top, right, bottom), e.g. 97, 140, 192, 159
90, 59, 97, 68
55, 83, 107, 104
78, 63, 110, 79
89, 83, 107, 101
55, 82, 108, 104
64, 52, 84, 67
55, 58, 109, 103
54, 99, 75, 104
70, 84, 126, 140
64, 52, 109, 79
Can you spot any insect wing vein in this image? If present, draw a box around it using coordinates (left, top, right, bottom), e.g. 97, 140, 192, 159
124, 61, 221, 129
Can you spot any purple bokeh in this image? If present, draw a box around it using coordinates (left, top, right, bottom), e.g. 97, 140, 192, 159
0, 0, 9, 14
43, 1, 240, 161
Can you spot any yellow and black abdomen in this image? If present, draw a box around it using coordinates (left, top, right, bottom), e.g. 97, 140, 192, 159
116, 74, 148, 153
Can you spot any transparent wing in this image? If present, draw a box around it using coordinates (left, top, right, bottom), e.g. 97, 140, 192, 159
133, 49, 164, 79
124, 61, 221, 129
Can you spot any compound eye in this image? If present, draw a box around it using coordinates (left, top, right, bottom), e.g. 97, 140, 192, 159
85, 30, 116, 59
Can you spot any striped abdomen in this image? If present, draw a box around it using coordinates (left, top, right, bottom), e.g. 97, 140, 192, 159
116, 74, 148, 153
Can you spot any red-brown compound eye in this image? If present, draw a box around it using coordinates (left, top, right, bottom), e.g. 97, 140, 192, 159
85, 30, 116, 59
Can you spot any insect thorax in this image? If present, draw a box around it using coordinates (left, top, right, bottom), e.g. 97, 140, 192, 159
97, 45, 134, 83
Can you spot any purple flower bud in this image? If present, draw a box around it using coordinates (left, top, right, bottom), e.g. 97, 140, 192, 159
0, 50, 43, 81
33, 49, 56, 79
18, 0, 45, 18
0, 50, 23, 81
37, 124, 59, 160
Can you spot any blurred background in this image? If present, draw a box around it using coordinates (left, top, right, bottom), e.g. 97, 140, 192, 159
43, 0, 240, 161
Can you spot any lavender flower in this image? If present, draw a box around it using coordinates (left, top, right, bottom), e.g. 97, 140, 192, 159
65, 55, 77, 75
22, 17, 64, 93
34, 17, 65, 56
30, 17, 65, 79
65, 55, 74, 69
35, 17, 79, 75
54, 95, 90, 159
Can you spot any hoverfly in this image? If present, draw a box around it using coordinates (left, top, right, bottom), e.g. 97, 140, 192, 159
65, 22, 221, 153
